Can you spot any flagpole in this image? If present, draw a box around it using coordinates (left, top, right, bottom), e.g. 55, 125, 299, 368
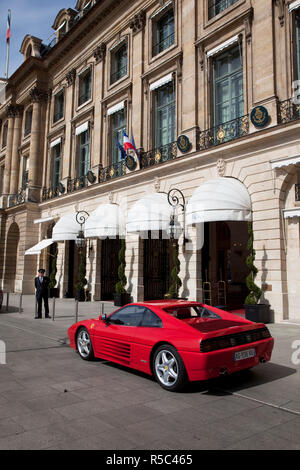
5, 10, 11, 79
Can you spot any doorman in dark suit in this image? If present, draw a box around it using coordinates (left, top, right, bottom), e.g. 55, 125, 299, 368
34, 269, 51, 319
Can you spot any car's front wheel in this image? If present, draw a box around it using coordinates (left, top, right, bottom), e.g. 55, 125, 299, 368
153, 344, 187, 392
76, 327, 94, 361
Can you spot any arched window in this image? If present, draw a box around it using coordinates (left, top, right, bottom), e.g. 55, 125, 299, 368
24, 107, 33, 137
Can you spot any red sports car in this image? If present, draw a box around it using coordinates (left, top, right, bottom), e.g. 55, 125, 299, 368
68, 301, 274, 391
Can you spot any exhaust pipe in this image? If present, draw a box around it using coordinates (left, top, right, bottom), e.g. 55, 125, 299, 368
220, 368, 228, 376
260, 357, 266, 364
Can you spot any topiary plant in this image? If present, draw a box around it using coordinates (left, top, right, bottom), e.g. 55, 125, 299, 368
245, 222, 262, 305
167, 243, 182, 299
115, 239, 127, 294
48, 245, 57, 289
75, 252, 87, 292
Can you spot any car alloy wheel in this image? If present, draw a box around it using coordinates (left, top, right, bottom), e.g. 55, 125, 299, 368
153, 345, 187, 392
76, 327, 94, 361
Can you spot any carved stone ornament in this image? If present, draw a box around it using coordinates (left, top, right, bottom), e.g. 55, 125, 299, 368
275, 0, 285, 27
93, 43, 106, 63
217, 159, 226, 177
29, 86, 49, 103
244, 8, 254, 44
66, 68, 76, 86
6, 104, 24, 118
129, 10, 146, 34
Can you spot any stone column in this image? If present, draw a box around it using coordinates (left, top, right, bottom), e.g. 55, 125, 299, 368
2, 105, 15, 200
27, 87, 48, 202
10, 105, 24, 195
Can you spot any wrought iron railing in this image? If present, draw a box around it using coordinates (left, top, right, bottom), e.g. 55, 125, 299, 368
208, 0, 239, 19
277, 98, 300, 125
296, 184, 300, 202
53, 111, 64, 123
42, 187, 60, 201
152, 32, 175, 56
110, 65, 127, 85
139, 141, 177, 169
67, 176, 89, 193
8, 190, 26, 207
197, 115, 249, 150
78, 91, 91, 107
98, 161, 126, 183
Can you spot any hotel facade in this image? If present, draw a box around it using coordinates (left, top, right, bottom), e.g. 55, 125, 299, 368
0, 0, 300, 322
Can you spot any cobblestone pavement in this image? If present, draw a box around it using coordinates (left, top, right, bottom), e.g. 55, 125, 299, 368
0, 295, 300, 450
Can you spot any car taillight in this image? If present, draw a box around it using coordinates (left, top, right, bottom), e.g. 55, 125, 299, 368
200, 327, 272, 353
261, 328, 271, 339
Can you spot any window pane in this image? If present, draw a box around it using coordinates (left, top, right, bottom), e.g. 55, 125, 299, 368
111, 108, 126, 164
208, 0, 239, 19
79, 130, 90, 177
154, 82, 175, 148
141, 308, 162, 328
52, 144, 61, 188
111, 43, 127, 84
153, 9, 175, 56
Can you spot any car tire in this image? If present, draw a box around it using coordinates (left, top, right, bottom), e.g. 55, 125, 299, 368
153, 344, 188, 392
76, 327, 94, 361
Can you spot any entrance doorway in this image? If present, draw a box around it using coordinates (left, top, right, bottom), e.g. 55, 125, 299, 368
144, 232, 172, 300
101, 238, 122, 300
4, 222, 20, 292
202, 221, 249, 309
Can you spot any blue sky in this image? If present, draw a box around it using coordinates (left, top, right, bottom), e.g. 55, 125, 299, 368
0, 0, 75, 77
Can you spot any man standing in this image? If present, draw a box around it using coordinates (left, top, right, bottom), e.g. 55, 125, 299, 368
34, 269, 51, 319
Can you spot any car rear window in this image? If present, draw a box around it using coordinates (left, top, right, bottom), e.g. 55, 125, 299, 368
164, 306, 221, 320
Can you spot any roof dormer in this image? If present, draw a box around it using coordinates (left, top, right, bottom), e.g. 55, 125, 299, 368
75, 0, 94, 12
20, 35, 43, 61
52, 8, 77, 42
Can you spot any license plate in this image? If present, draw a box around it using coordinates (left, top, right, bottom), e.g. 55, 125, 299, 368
234, 348, 256, 361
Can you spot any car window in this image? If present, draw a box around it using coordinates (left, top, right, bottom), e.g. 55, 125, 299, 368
164, 306, 221, 320
109, 306, 145, 326
140, 308, 162, 328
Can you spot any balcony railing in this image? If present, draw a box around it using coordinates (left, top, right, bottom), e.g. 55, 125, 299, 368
197, 114, 249, 150
98, 161, 126, 183
140, 141, 177, 169
278, 98, 300, 125
296, 184, 300, 202
152, 32, 175, 56
110, 65, 127, 85
8, 190, 26, 207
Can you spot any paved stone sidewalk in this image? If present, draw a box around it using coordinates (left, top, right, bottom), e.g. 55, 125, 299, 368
0, 295, 300, 450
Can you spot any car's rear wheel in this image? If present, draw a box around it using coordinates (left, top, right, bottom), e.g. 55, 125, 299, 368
76, 327, 94, 361
153, 345, 187, 392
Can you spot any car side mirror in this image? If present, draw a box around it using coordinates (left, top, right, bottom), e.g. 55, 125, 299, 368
101, 314, 108, 322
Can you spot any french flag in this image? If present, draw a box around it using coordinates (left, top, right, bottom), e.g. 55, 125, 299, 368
6, 11, 11, 44
123, 132, 136, 152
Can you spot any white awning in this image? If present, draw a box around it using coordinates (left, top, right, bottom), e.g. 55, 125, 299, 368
151, 1, 173, 19
150, 73, 173, 91
207, 35, 240, 58
186, 177, 252, 225
289, 0, 300, 12
107, 101, 125, 116
84, 204, 125, 239
270, 155, 300, 169
75, 121, 89, 136
283, 209, 300, 218
52, 213, 81, 241
126, 193, 173, 232
50, 137, 61, 148
25, 239, 53, 256
34, 217, 54, 225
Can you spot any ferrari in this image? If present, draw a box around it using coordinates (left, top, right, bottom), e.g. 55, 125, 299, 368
68, 300, 274, 391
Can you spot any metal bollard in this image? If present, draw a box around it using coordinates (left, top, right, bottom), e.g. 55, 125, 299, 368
19, 294, 23, 314
75, 299, 79, 324
52, 297, 56, 321
34, 298, 37, 318
101, 302, 104, 317
6, 293, 9, 312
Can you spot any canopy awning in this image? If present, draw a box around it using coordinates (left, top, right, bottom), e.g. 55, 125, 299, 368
283, 208, 300, 219
186, 177, 252, 225
52, 213, 81, 241
126, 193, 173, 233
25, 239, 53, 256
270, 155, 300, 170
84, 204, 125, 239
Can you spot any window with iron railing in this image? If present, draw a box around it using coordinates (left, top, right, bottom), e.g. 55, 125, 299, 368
78, 129, 90, 177
53, 91, 64, 123
52, 143, 62, 189
152, 8, 175, 57
208, 0, 239, 19
78, 69, 92, 106
111, 108, 127, 165
21, 157, 29, 190
110, 42, 128, 84
154, 81, 175, 148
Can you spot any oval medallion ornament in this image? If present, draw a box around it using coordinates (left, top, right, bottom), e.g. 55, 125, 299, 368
177, 135, 191, 153
251, 106, 269, 128
86, 170, 96, 184
125, 155, 137, 171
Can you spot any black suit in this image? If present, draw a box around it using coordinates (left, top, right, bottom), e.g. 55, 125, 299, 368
35, 276, 50, 317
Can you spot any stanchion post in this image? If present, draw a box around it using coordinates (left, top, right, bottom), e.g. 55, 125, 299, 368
52, 297, 56, 321
34, 298, 37, 318
19, 294, 23, 314
6, 293, 9, 312
75, 299, 79, 324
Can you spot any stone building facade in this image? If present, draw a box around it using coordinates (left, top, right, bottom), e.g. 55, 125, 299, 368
0, 0, 300, 322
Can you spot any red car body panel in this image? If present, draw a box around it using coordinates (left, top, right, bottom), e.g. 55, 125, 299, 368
68, 301, 274, 382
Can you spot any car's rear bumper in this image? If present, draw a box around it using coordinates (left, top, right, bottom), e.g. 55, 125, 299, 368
180, 337, 274, 382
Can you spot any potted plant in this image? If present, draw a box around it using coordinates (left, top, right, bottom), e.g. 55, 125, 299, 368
114, 239, 131, 307
244, 222, 270, 323
75, 252, 88, 302
166, 243, 182, 299
48, 245, 59, 298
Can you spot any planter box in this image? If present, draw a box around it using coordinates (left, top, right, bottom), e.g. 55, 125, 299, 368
245, 304, 271, 324
114, 293, 131, 307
